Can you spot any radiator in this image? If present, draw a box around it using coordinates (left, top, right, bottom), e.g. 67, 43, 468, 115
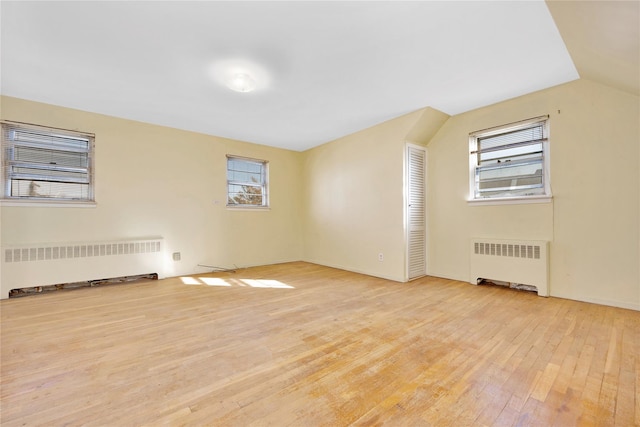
1, 237, 163, 299
470, 238, 549, 297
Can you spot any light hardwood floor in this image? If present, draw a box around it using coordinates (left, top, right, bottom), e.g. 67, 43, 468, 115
1, 262, 638, 426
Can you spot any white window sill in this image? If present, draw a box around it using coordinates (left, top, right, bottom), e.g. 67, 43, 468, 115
226, 205, 271, 211
0, 199, 97, 208
467, 195, 552, 206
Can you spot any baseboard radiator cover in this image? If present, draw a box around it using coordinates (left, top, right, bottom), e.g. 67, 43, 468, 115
470, 238, 549, 297
1, 237, 163, 299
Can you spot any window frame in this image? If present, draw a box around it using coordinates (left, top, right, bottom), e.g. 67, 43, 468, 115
1, 121, 96, 207
468, 116, 552, 206
226, 155, 269, 209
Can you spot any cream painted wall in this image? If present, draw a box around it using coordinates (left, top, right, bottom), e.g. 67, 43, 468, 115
426, 79, 640, 310
2, 80, 638, 311
0, 96, 303, 297
301, 110, 424, 282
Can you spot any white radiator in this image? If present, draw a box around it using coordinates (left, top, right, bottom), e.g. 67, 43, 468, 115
1, 237, 164, 299
470, 238, 549, 297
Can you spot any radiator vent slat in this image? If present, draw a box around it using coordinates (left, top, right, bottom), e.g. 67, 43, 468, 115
3, 240, 161, 263
474, 241, 542, 260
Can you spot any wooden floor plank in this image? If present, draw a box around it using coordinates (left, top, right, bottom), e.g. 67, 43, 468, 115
1, 262, 638, 426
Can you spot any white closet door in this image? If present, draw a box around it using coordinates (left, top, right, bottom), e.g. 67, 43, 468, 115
407, 145, 426, 279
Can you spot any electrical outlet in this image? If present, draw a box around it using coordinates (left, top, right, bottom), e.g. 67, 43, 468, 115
378, 253, 384, 262
172, 252, 181, 261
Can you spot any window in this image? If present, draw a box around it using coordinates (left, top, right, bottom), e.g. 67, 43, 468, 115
1, 121, 95, 203
469, 116, 550, 202
226, 155, 268, 207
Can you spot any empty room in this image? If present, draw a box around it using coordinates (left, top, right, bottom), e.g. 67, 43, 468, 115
1, 1, 638, 426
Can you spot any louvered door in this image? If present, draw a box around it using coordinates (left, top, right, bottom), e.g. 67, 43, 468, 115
407, 145, 426, 279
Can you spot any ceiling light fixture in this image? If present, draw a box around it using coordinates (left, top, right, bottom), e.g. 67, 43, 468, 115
209, 58, 270, 93
227, 73, 256, 93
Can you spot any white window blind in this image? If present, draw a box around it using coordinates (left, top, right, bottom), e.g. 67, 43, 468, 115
470, 116, 550, 200
2, 121, 95, 202
226, 155, 268, 207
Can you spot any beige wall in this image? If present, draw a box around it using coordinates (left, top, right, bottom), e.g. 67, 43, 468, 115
301, 110, 414, 281
426, 79, 640, 310
2, 79, 639, 311
0, 96, 303, 297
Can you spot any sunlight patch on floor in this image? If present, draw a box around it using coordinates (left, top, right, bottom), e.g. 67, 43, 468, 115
199, 277, 232, 287
240, 279, 294, 289
180, 277, 294, 289
180, 277, 201, 285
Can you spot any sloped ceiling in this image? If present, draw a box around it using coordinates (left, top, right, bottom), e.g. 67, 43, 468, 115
546, 0, 639, 96
0, 1, 636, 151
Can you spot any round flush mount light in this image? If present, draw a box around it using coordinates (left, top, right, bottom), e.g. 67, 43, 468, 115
227, 73, 256, 93
209, 58, 270, 94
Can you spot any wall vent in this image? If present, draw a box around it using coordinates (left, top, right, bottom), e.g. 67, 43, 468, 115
470, 238, 549, 297
4, 241, 161, 263
1, 237, 163, 299
473, 242, 541, 259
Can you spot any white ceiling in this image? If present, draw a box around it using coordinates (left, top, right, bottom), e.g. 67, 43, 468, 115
0, 1, 633, 151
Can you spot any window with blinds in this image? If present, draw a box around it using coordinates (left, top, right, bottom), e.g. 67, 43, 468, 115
226, 155, 269, 207
1, 121, 95, 202
469, 116, 550, 201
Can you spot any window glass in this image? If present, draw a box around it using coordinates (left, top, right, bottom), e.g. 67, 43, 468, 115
2, 122, 94, 202
470, 117, 550, 201
226, 156, 268, 207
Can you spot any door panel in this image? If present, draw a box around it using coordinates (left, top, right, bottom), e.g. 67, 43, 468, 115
407, 146, 426, 279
